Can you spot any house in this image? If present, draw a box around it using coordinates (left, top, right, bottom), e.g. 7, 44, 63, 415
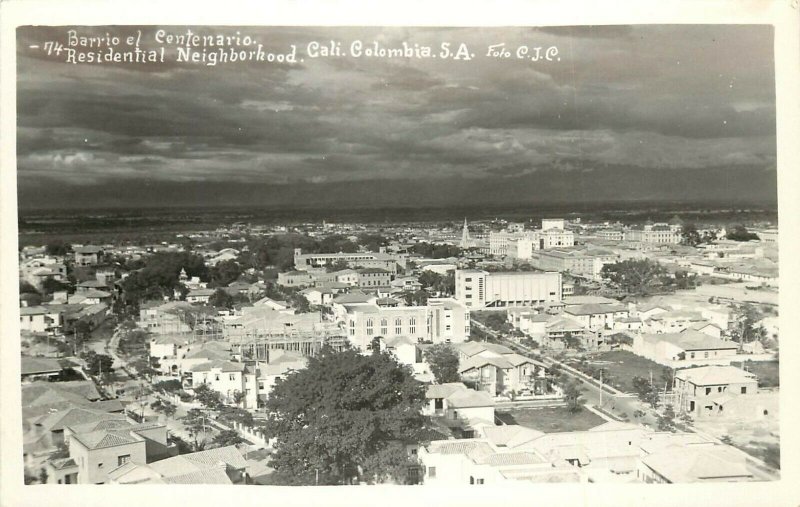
19, 306, 64, 334
187, 360, 247, 404
356, 267, 392, 289
299, 286, 336, 306
21, 356, 64, 382
107, 445, 249, 485
47, 420, 169, 484
424, 383, 495, 438
138, 301, 194, 335
276, 270, 314, 288
251, 350, 308, 408
458, 354, 545, 397
639, 445, 760, 483
673, 365, 759, 417
564, 303, 629, 331
74, 246, 104, 266
633, 331, 739, 366
186, 288, 216, 304
644, 310, 709, 334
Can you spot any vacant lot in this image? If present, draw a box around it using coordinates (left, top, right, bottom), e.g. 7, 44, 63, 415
731, 360, 779, 388
578, 350, 670, 394
497, 406, 605, 433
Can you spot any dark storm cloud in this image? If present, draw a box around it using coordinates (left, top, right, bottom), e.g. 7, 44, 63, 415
15, 25, 776, 208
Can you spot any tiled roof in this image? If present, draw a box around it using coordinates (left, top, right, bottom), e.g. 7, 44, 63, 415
21, 356, 63, 375
425, 383, 467, 399
565, 303, 627, 316
674, 365, 757, 386
446, 388, 494, 408
162, 467, 233, 485
39, 408, 126, 432
190, 359, 246, 373
71, 429, 141, 450
642, 331, 738, 351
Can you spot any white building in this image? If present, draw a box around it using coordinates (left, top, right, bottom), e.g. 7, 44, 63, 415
455, 269, 562, 309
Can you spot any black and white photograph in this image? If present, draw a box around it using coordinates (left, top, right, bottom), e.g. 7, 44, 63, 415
1, 1, 799, 506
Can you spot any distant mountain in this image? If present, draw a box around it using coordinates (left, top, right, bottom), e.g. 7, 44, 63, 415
17, 162, 777, 210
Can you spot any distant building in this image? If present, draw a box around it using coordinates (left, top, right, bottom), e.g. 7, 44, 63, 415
673, 365, 759, 418
73, 246, 104, 266
624, 223, 681, 244
293, 248, 404, 274
455, 269, 562, 309
633, 331, 739, 366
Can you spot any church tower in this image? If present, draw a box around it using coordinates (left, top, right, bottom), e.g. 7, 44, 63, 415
460, 218, 472, 248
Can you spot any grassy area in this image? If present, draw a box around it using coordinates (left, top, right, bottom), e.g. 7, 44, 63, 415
577, 350, 670, 394
497, 406, 606, 433
731, 360, 779, 388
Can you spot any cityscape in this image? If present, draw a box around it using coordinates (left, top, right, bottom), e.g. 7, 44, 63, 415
14, 24, 780, 487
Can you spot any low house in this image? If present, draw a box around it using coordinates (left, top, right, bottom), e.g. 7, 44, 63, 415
299, 286, 336, 306
633, 331, 739, 366
74, 246, 104, 266
277, 270, 314, 288
424, 383, 495, 438
187, 360, 248, 406
186, 288, 216, 304
644, 310, 709, 334
564, 304, 629, 331
639, 445, 760, 483
673, 365, 759, 417
138, 301, 194, 335
107, 445, 249, 485
21, 356, 64, 382
48, 420, 169, 484
458, 354, 545, 397
19, 306, 64, 334
356, 267, 392, 289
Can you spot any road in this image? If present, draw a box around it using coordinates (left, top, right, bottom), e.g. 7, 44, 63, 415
471, 318, 659, 427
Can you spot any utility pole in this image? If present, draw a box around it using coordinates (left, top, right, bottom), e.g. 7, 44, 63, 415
599, 369, 603, 407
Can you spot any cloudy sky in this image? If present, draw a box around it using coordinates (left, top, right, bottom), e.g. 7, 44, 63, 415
16, 25, 776, 209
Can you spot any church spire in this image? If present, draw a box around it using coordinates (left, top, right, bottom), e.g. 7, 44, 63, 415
460, 218, 471, 248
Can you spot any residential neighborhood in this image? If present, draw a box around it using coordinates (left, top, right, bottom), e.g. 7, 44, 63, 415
16, 212, 781, 486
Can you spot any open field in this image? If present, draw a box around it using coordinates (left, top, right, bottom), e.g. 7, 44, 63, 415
496, 406, 605, 433
575, 350, 670, 394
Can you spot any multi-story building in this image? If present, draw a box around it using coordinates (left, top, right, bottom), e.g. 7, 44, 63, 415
342, 298, 469, 351
293, 248, 404, 274
533, 248, 619, 280
673, 365, 759, 417
454, 269, 562, 309
356, 268, 392, 289
624, 223, 681, 244
73, 246, 104, 266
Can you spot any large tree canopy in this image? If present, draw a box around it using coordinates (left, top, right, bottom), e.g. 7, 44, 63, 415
600, 259, 668, 296
265, 345, 427, 485
424, 344, 461, 384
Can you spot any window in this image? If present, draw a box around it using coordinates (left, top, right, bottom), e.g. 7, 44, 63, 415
381, 319, 388, 335
395, 318, 403, 335
741, 387, 747, 394
349, 321, 355, 336
118, 455, 131, 466
98, 463, 103, 468
366, 319, 373, 336
428, 467, 436, 478
705, 387, 712, 395
215, 374, 220, 381
476, 478, 484, 485
409, 317, 416, 334
258, 382, 264, 390
229, 374, 236, 381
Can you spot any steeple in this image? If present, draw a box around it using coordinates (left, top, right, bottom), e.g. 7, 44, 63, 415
460, 218, 471, 248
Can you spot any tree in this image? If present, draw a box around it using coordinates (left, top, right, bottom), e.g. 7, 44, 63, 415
209, 260, 243, 288
657, 405, 677, 432
183, 408, 210, 450
424, 344, 461, 384
681, 223, 701, 246
561, 379, 584, 413
729, 303, 767, 347
211, 429, 244, 448
82, 351, 114, 377
45, 240, 71, 256
401, 289, 428, 306
208, 288, 235, 309
631, 375, 660, 408
726, 224, 759, 242
600, 259, 668, 296
265, 345, 426, 485
232, 390, 245, 407
42, 277, 70, 295
193, 383, 224, 410
153, 379, 183, 393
